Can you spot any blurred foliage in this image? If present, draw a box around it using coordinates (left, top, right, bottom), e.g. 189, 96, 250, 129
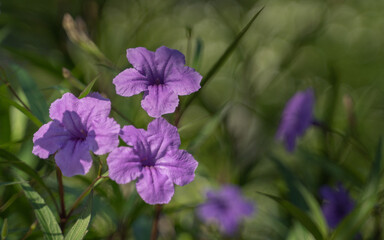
1, 0, 384, 239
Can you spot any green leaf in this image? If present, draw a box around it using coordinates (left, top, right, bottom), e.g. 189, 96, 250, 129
0, 181, 28, 187
297, 185, 328, 237
257, 191, 324, 240
1, 218, 7, 240
0, 149, 58, 212
78, 76, 99, 99
20, 181, 63, 240
64, 193, 93, 240
11, 65, 49, 123
0, 86, 11, 144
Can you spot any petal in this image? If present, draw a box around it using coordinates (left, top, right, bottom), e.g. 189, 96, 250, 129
88, 117, 120, 155
50, 92, 111, 129
146, 118, 181, 158
107, 147, 143, 184
32, 121, 71, 159
156, 150, 197, 186
164, 66, 202, 95
120, 125, 151, 157
55, 140, 93, 177
113, 68, 149, 97
141, 85, 179, 118
126, 47, 158, 81
155, 46, 185, 80
135, 166, 174, 204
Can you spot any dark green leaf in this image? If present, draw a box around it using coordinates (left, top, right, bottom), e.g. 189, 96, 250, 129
257, 191, 324, 240
1, 218, 7, 240
20, 181, 63, 240
11, 65, 49, 123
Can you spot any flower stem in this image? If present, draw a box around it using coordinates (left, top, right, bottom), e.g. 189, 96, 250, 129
56, 167, 67, 231
150, 204, 163, 240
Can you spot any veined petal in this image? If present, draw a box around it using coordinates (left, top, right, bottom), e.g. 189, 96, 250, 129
141, 85, 179, 118
113, 68, 149, 97
147, 118, 181, 158
120, 125, 150, 157
107, 147, 143, 184
50, 92, 111, 129
156, 150, 197, 186
55, 140, 93, 177
136, 167, 174, 205
126, 47, 158, 81
32, 121, 70, 159
155, 46, 185, 80
88, 117, 120, 155
165, 66, 202, 95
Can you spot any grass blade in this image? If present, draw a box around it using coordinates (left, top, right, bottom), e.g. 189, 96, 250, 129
20, 181, 63, 240
78, 76, 99, 99
175, 6, 264, 124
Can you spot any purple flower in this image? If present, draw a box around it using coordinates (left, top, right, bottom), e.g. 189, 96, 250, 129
197, 185, 254, 236
320, 184, 355, 229
276, 88, 315, 152
106, 117, 198, 205
32, 93, 120, 177
113, 46, 202, 118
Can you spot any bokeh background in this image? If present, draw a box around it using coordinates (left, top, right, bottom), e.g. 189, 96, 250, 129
1, 0, 384, 239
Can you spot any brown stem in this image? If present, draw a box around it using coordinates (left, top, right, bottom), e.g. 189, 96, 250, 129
56, 167, 67, 231
150, 204, 163, 240
66, 176, 102, 220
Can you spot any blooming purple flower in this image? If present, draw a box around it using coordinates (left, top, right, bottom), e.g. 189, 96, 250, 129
113, 46, 202, 118
197, 185, 254, 236
106, 117, 198, 204
276, 88, 315, 152
32, 93, 120, 177
320, 184, 355, 229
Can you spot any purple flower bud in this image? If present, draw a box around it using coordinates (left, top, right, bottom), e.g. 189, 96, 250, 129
276, 88, 315, 152
320, 184, 355, 229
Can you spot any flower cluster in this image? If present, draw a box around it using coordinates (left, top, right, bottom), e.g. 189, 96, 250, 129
33, 46, 201, 205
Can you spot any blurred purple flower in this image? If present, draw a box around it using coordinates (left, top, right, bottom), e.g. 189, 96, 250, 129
197, 185, 254, 236
320, 184, 355, 229
107, 117, 198, 205
113, 46, 202, 118
276, 88, 315, 152
32, 93, 120, 177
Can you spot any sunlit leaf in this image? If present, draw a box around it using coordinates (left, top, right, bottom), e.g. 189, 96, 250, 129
64, 193, 93, 240
20, 181, 63, 240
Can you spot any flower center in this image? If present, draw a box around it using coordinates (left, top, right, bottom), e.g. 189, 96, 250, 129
140, 157, 155, 167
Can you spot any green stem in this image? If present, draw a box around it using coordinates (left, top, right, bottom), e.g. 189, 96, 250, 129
56, 167, 67, 231
150, 205, 163, 240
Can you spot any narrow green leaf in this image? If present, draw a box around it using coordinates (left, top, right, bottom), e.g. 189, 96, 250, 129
297, 185, 328, 237
176, 7, 264, 123
331, 138, 382, 240
1, 218, 7, 240
0, 181, 28, 187
0, 92, 43, 127
0, 149, 58, 212
78, 76, 99, 99
0, 86, 11, 144
11, 65, 49, 123
64, 193, 93, 240
257, 191, 324, 240
20, 181, 63, 240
